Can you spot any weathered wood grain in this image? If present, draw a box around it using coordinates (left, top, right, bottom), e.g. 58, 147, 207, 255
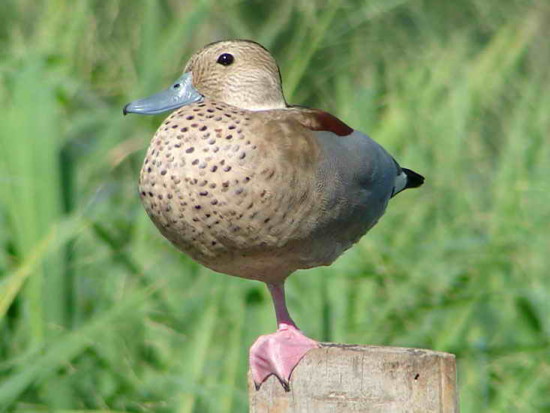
249, 344, 458, 412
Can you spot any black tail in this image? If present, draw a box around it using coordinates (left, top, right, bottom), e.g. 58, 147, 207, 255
402, 168, 425, 189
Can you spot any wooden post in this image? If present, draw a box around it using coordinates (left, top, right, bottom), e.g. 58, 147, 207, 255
249, 344, 458, 412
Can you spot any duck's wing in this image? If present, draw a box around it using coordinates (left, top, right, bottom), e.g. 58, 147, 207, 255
312, 128, 399, 211
287, 107, 424, 202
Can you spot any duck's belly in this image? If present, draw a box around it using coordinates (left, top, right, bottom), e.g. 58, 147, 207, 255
138, 102, 323, 281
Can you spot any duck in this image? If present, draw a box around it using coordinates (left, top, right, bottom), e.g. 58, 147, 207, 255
124, 39, 424, 391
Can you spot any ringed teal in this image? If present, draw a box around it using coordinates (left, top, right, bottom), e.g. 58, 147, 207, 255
124, 39, 424, 390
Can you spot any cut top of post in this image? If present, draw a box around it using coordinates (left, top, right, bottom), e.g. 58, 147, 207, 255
249, 344, 458, 413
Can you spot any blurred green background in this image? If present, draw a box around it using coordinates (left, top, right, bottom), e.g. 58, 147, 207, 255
1, 0, 549, 411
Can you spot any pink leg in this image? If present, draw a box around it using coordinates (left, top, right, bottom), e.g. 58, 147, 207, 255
249, 282, 319, 391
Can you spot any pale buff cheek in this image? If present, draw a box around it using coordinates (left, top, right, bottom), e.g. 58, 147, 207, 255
193, 72, 223, 100
222, 71, 285, 110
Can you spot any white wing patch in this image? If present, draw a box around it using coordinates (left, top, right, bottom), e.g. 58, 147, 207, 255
392, 170, 408, 197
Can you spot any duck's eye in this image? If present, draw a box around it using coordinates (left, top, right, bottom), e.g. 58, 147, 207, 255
217, 53, 234, 66
173, 83, 181, 89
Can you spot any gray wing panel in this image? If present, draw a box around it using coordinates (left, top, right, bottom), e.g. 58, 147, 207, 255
314, 130, 398, 213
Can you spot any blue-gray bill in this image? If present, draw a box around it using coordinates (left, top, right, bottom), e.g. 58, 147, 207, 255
123, 72, 203, 115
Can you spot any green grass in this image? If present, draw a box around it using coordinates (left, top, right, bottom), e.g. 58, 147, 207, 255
1, 0, 549, 411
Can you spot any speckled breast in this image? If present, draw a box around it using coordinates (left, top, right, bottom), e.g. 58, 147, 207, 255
138, 100, 320, 280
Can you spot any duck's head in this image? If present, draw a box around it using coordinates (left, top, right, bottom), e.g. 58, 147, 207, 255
123, 40, 286, 115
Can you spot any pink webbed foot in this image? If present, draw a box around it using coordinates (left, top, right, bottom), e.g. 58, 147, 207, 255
250, 323, 319, 391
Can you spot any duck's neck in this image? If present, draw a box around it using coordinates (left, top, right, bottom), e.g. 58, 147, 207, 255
213, 72, 287, 111
221, 90, 286, 111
